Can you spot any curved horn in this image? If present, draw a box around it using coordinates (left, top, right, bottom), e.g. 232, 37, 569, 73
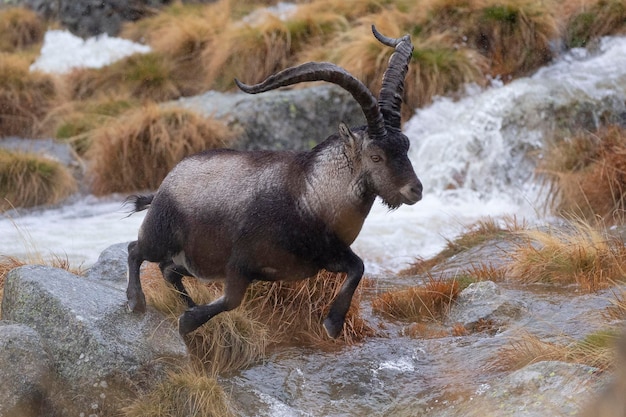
372, 25, 413, 133
235, 62, 387, 140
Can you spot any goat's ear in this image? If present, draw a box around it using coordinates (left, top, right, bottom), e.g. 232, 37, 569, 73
338, 122, 358, 149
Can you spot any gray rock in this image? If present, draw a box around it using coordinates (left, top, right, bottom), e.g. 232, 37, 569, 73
0, 322, 54, 417
12, 0, 164, 37
169, 84, 367, 151
0, 137, 78, 167
447, 281, 526, 332
1, 265, 188, 415
86, 241, 129, 287
448, 361, 599, 417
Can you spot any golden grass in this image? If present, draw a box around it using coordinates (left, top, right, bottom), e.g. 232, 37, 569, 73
244, 270, 376, 346
465, 0, 559, 78
121, 364, 235, 417
141, 264, 271, 375
565, 0, 626, 48
494, 329, 618, 373
121, 1, 235, 96
401, 216, 519, 274
86, 104, 234, 195
372, 275, 461, 322
42, 96, 136, 155
0, 148, 77, 211
142, 264, 374, 373
508, 222, 626, 291
0, 53, 57, 137
538, 125, 626, 224
64, 52, 181, 102
0, 7, 44, 53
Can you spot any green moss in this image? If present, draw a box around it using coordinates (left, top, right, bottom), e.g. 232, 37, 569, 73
567, 12, 596, 47
482, 5, 518, 24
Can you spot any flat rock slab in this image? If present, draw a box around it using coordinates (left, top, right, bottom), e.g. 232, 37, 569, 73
2, 265, 187, 414
0, 322, 54, 417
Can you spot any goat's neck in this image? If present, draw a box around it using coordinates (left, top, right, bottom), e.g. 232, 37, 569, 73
302, 142, 374, 245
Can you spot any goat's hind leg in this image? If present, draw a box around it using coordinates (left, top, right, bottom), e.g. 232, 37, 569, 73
127, 240, 147, 313
178, 267, 250, 336
159, 260, 196, 308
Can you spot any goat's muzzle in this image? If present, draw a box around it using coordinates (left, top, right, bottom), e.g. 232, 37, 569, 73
400, 181, 423, 205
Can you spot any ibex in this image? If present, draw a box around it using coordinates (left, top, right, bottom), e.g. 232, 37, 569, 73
126, 26, 422, 338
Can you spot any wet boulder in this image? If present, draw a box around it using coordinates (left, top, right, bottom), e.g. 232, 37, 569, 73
456, 361, 599, 417
1, 265, 188, 415
86, 241, 129, 289
170, 84, 366, 151
0, 322, 54, 417
446, 281, 526, 333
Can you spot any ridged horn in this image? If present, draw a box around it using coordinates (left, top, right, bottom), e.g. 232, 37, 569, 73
372, 25, 414, 133
235, 61, 387, 140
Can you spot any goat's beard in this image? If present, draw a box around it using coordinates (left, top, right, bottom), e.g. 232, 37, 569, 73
381, 197, 402, 211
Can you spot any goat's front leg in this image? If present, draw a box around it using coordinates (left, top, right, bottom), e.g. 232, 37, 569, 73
323, 250, 365, 339
127, 240, 147, 313
177, 266, 250, 336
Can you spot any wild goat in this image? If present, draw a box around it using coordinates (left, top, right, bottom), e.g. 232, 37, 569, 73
126, 26, 422, 338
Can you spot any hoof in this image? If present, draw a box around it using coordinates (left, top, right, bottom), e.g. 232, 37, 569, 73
323, 317, 343, 339
127, 293, 146, 313
178, 308, 202, 336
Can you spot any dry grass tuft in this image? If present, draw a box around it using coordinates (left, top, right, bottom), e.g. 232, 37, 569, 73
372, 275, 461, 322
538, 125, 626, 224
465, 0, 558, 78
494, 329, 618, 373
402, 216, 518, 275
65, 52, 181, 102
121, 364, 235, 417
141, 265, 271, 375
565, 0, 626, 48
405, 33, 487, 114
0, 7, 44, 52
245, 270, 376, 346
87, 104, 234, 195
142, 265, 373, 373
122, 1, 234, 96
0, 54, 57, 137
205, 18, 293, 89
508, 221, 626, 291
42, 96, 136, 155
0, 148, 77, 211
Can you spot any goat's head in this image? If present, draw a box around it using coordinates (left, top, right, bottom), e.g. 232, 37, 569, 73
235, 25, 422, 209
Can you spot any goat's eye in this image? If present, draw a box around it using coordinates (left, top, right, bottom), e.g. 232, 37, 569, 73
370, 155, 382, 163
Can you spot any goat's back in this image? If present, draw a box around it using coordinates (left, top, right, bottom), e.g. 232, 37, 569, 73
136, 148, 327, 279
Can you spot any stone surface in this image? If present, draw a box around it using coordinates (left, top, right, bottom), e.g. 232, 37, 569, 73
446, 281, 527, 332
446, 361, 600, 417
0, 322, 54, 417
10, 0, 164, 37
169, 84, 367, 152
1, 265, 188, 414
86, 241, 129, 289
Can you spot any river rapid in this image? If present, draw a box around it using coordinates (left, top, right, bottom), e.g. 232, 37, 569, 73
2, 35, 626, 417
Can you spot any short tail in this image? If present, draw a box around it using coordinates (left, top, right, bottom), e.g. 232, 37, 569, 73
124, 194, 154, 215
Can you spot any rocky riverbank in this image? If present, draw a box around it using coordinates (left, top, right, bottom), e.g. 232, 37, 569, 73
1, 236, 624, 416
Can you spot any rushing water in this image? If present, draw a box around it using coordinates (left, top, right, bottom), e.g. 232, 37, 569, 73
3, 37, 626, 273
